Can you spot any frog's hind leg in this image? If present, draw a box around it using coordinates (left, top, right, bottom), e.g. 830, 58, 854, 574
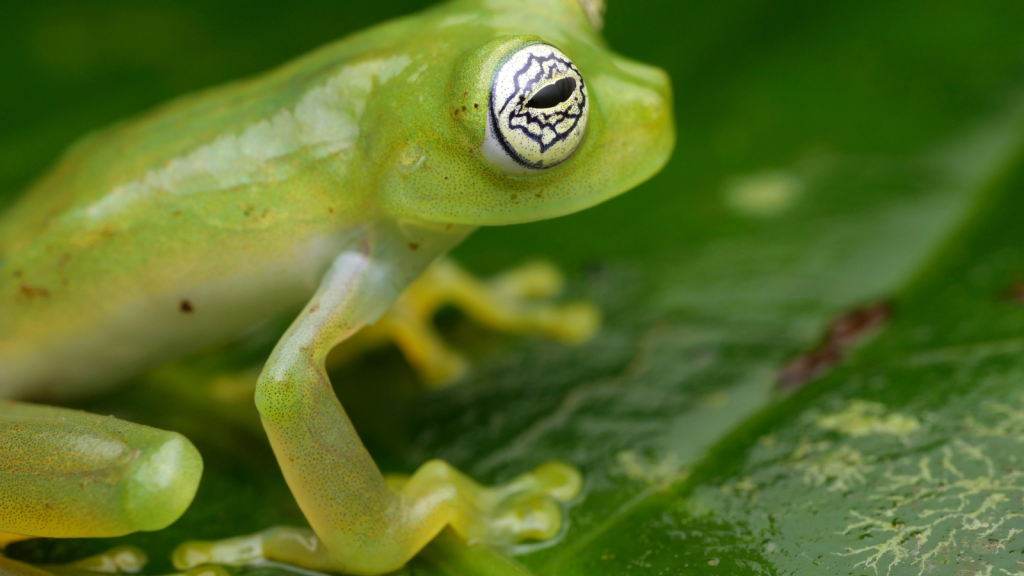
0, 402, 203, 542
356, 258, 600, 387
173, 251, 581, 576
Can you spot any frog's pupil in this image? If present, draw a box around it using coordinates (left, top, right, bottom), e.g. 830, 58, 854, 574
525, 77, 576, 109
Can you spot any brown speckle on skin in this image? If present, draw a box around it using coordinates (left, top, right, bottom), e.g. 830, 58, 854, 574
511, 194, 518, 200
13, 270, 23, 278
474, 103, 479, 109
461, 106, 467, 112
173, 210, 182, 217
778, 301, 893, 391
328, 207, 335, 214
409, 242, 420, 251
20, 284, 50, 299
179, 299, 194, 313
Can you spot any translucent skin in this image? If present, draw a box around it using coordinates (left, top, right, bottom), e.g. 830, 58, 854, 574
0, 0, 673, 573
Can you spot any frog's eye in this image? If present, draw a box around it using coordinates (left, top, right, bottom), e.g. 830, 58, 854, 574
483, 44, 589, 174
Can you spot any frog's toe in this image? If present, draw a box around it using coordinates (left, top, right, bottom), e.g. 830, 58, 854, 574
446, 460, 582, 546
490, 260, 566, 299
546, 301, 601, 344
528, 461, 584, 502
485, 492, 562, 542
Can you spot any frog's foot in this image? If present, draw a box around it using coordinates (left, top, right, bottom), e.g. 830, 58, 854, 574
0, 546, 154, 576
388, 459, 582, 545
173, 461, 581, 574
44, 546, 147, 575
0, 557, 54, 576
0, 402, 203, 540
367, 258, 600, 387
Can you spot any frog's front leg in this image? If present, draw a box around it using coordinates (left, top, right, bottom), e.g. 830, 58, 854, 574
174, 250, 581, 576
0, 402, 202, 540
358, 258, 600, 386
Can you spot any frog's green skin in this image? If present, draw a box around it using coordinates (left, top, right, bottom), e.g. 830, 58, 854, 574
0, 0, 673, 573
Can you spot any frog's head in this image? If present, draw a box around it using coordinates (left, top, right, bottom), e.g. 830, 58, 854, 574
374, 0, 674, 226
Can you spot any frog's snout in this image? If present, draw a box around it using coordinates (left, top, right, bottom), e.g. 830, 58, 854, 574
592, 57, 676, 186
122, 432, 203, 532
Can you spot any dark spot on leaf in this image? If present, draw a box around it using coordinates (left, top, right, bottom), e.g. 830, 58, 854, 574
409, 242, 420, 251
180, 299, 194, 313
584, 260, 610, 284
1004, 281, 1024, 304
827, 301, 892, 347
778, 301, 893, 391
779, 347, 843, 391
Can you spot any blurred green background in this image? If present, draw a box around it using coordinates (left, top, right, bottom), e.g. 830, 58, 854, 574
5, 0, 1024, 574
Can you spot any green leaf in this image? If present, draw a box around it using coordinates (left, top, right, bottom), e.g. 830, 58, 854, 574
5, 1, 1024, 575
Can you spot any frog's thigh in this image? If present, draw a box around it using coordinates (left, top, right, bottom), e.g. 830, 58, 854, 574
174, 252, 581, 576
0, 402, 202, 539
375, 258, 600, 387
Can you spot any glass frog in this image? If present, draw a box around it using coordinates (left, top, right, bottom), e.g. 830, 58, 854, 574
0, 0, 673, 574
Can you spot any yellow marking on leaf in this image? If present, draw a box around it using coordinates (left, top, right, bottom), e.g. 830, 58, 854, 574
815, 400, 920, 439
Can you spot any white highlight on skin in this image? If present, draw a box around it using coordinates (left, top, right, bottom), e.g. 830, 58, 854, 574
83, 56, 412, 219
132, 437, 188, 495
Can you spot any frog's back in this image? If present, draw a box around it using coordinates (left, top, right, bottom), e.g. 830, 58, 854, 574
0, 17, 408, 251
0, 13, 424, 399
